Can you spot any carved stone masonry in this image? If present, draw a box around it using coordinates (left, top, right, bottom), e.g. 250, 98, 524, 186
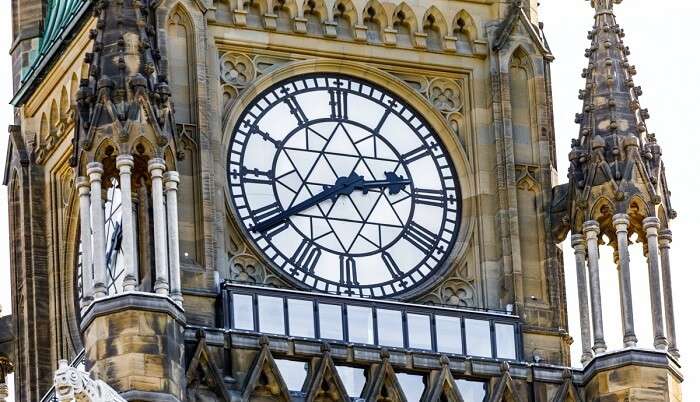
53, 360, 126, 402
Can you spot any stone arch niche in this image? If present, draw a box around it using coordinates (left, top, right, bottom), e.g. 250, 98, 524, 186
509, 48, 538, 166
422, 6, 446, 51
362, 0, 387, 44
166, 4, 196, 124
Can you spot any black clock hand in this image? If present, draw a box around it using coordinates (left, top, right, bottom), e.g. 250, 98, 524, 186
252, 172, 410, 233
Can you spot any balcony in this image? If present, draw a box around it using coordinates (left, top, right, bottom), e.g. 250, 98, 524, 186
220, 282, 523, 361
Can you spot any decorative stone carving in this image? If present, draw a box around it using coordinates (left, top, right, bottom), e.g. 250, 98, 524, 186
54, 359, 126, 402
220, 52, 255, 87
390, 72, 467, 140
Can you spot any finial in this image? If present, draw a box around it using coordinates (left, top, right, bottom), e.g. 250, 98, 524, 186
590, 0, 622, 10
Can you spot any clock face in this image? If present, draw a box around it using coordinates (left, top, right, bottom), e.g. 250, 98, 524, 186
228, 74, 461, 297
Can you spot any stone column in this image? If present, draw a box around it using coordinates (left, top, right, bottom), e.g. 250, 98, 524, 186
117, 155, 137, 292
659, 229, 679, 358
76, 177, 94, 307
572, 234, 593, 363
149, 158, 169, 295
644, 217, 668, 350
612, 213, 637, 348
583, 220, 606, 353
87, 162, 107, 298
164, 171, 183, 306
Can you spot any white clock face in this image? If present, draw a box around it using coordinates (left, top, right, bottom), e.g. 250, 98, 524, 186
228, 74, 460, 297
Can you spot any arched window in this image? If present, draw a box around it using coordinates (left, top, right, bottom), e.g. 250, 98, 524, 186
167, 7, 196, 124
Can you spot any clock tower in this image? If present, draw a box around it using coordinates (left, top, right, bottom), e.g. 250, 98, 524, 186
0, 0, 682, 401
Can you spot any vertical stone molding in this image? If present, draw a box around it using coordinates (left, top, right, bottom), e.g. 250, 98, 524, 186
164, 171, 183, 306
572, 234, 593, 363
659, 229, 679, 358
612, 213, 637, 348
76, 176, 94, 307
87, 162, 107, 299
116, 155, 137, 292
149, 158, 169, 296
644, 217, 668, 350
583, 220, 606, 353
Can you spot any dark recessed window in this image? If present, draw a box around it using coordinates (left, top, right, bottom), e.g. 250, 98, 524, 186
318, 303, 343, 340
495, 323, 516, 359
258, 295, 285, 335
233, 294, 255, 330
347, 305, 374, 344
288, 298, 315, 338
465, 319, 491, 358
377, 308, 403, 347
435, 315, 462, 354
407, 313, 432, 350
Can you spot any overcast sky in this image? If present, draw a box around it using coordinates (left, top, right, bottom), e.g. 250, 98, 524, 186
0, 0, 697, 400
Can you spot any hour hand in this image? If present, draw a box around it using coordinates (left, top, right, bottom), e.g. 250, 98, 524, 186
359, 172, 411, 195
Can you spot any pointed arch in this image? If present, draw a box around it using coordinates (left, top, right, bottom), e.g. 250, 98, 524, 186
303, 0, 326, 35
509, 47, 537, 166
50, 100, 60, 133
70, 73, 79, 103
392, 2, 418, 47
424, 359, 463, 402
166, 3, 196, 124
60, 86, 70, 122
422, 6, 447, 51
362, 0, 387, 43
590, 196, 615, 222
39, 112, 49, 144
241, 339, 292, 401
185, 333, 232, 401
303, 351, 351, 401
333, 0, 358, 40
452, 10, 477, 53
243, 0, 268, 27
361, 357, 408, 402
273, 0, 297, 32
488, 368, 524, 402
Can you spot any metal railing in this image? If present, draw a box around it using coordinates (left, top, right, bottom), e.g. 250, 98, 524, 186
221, 282, 523, 361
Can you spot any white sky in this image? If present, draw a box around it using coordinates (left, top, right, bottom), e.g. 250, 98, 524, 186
0, 0, 697, 400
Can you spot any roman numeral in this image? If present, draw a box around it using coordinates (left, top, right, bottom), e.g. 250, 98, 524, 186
401, 145, 432, 164
382, 251, 402, 279
404, 222, 438, 255
329, 89, 348, 120
284, 96, 308, 124
290, 239, 321, 274
340, 255, 358, 285
413, 188, 446, 207
251, 202, 282, 222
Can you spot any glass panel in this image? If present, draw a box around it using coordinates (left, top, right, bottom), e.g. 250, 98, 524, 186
276, 360, 308, 392
435, 315, 462, 354
288, 299, 315, 338
233, 294, 254, 330
465, 319, 492, 357
347, 305, 374, 344
396, 373, 425, 402
258, 296, 285, 335
377, 309, 403, 347
456, 380, 488, 402
336, 366, 365, 397
407, 313, 432, 350
495, 323, 517, 359
319, 303, 343, 340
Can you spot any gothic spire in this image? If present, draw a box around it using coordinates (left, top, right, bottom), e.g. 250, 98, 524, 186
563, 0, 674, 237
72, 0, 175, 167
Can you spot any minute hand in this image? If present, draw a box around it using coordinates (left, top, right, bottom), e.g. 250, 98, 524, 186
252, 172, 410, 233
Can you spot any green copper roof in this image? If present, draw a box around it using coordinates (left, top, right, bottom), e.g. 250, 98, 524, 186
12, 0, 91, 105
37, 0, 87, 58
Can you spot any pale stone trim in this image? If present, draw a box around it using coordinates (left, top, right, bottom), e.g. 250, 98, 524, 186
148, 158, 169, 296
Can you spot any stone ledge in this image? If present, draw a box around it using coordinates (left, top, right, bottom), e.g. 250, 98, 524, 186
580, 348, 683, 384
120, 390, 181, 402
184, 325, 586, 385
80, 292, 186, 332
